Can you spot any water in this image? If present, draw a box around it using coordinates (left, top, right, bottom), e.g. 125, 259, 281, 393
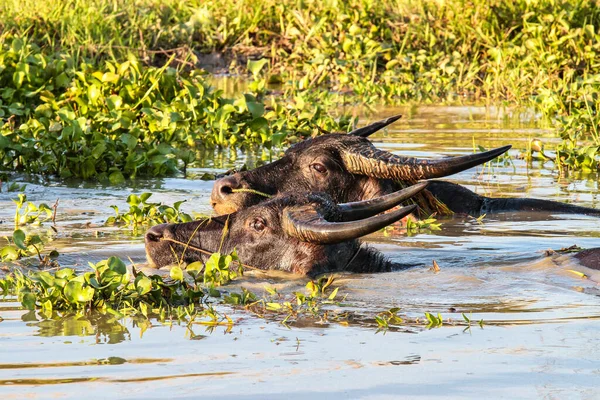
1, 105, 600, 399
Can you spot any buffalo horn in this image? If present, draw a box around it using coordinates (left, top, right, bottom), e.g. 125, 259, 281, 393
348, 114, 402, 138
341, 145, 511, 180
337, 181, 429, 221
283, 204, 417, 244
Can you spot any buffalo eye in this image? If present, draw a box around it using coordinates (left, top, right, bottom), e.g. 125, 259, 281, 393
311, 163, 327, 174
250, 217, 266, 232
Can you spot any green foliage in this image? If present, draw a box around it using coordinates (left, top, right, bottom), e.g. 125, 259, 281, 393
0, 35, 353, 180
202, 251, 243, 287
406, 215, 442, 236
0, 194, 57, 263
3, 1, 599, 172
375, 307, 404, 330
106, 192, 192, 230
2, 0, 599, 103
1, 256, 206, 312
0, 229, 47, 262
12, 194, 53, 226
535, 82, 600, 172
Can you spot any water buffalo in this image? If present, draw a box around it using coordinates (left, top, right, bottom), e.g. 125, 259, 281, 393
211, 115, 600, 218
145, 183, 428, 276
573, 249, 600, 269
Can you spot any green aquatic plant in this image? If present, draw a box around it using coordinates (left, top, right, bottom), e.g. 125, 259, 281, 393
0, 229, 49, 262
106, 192, 193, 230
405, 215, 442, 236
0, 256, 206, 312
12, 194, 53, 227
0, 35, 353, 180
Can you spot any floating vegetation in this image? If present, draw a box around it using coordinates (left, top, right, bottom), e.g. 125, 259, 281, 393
106, 193, 193, 231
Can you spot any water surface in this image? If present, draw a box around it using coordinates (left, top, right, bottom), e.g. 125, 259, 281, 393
1, 105, 599, 399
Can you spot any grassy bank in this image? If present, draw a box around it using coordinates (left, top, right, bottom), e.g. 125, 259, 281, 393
1, 0, 599, 173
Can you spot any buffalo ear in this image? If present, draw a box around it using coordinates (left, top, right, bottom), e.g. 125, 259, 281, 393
348, 115, 402, 138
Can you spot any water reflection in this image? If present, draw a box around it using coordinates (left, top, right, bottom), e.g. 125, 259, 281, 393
23, 310, 131, 344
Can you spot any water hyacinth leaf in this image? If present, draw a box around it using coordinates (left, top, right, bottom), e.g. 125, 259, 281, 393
246, 102, 264, 118
271, 132, 287, 147
109, 170, 125, 185
0, 134, 9, 149
21, 292, 36, 310
139, 193, 153, 203
135, 275, 152, 295
120, 134, 138, 151
13, 229, 27, 250
0, 246, 19, 261
91, 142, 107, 159
249, 117, 268, 131
247, 59, 269, 79
127, 194, 141, 206
107, 256, 127, 275
170, 265, 184, 282
55, 268, 75, 280
64, 281, 95, 303
186, 261, 203, 272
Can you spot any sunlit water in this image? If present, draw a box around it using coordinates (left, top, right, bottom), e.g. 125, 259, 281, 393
1, 105, 600, 399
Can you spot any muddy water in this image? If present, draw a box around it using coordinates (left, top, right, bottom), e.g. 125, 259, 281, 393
1, 106, 600, 399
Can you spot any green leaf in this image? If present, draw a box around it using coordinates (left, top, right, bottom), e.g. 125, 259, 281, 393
170, 265, 184, 282
91, 142, 107, 159
13, 230, 27, 250
139, 193, 152, 203
135, 275, 152, 295
64, 281, 95, 303
21, 292, 36, 310
107, 256, 127, 275
246, 102, 264, 118
109, 170, 125, 185
0, 134, 10, 150
247, 59, 269, 79
102, 72, 120, 83
186, 261, 203, 272
55, 268, 75, 279
120, 133, 138, 150
13, 71, 25, 88
0, 246, 20, 261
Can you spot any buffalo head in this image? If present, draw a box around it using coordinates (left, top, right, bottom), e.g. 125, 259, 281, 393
211, 115, 510, 215
145, 183, 427, 276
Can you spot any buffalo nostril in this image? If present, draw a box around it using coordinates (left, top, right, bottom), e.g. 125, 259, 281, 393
220, 185, 233, 195
214, 175, 241, 199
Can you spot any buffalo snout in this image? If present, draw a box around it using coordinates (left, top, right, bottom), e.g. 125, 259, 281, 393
211, 174, 247, 214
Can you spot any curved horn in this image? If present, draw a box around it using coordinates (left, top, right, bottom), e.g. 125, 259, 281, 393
283, 204, 417, 244
341, 145, 511, 180
338, 182, 429, 221
348, 114, 402, 138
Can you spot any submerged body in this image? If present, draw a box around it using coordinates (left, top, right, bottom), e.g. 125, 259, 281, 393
573, 248, 600, 269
